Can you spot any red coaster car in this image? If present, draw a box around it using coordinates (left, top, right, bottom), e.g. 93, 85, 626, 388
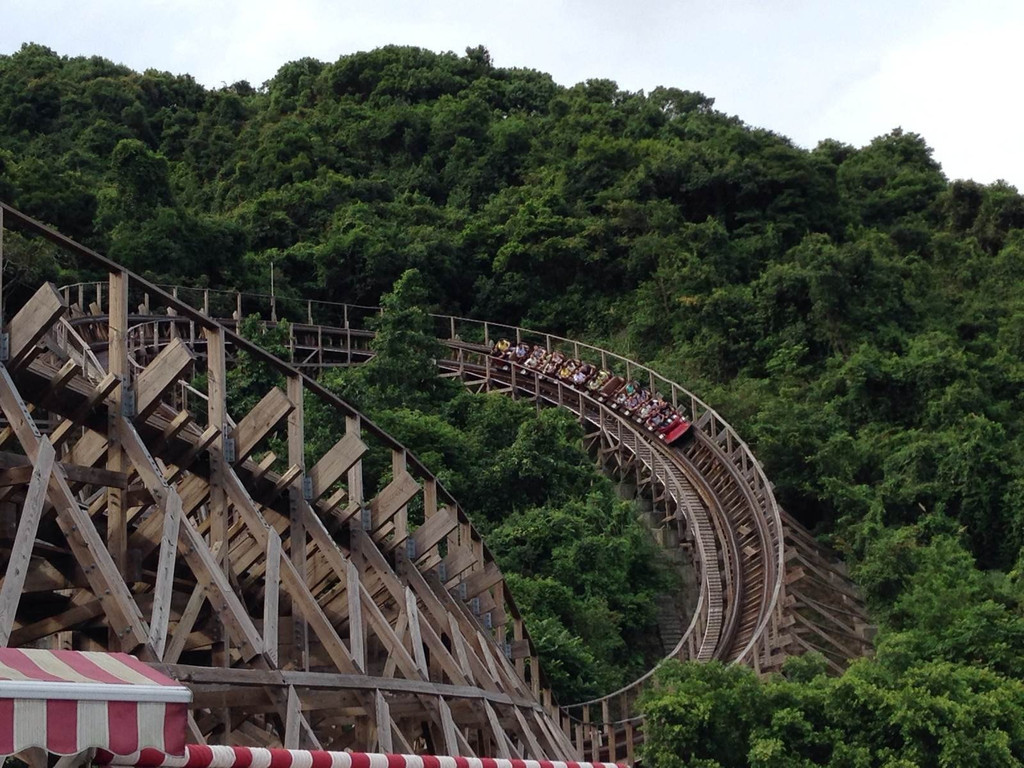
657, 412, 692, 444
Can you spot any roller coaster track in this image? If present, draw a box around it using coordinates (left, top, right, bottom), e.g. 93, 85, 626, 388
0, 203, 871, 761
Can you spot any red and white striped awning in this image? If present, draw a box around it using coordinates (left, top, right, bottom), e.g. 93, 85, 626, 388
97, 746, 624, 768
0, 648, 190, 756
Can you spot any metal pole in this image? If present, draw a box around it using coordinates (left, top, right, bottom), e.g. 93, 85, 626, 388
270, 259, 277, 322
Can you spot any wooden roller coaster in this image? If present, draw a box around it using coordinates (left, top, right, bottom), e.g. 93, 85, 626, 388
0, 203, 872, 762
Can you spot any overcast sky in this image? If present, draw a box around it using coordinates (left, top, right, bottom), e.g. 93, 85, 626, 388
4, 0, 1022, 188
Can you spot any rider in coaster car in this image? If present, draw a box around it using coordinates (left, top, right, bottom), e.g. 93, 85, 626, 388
491, 339, 511, 357
513, 342, 530, 361
588, 370, 611, 391
612, 381, 638, 408
524, 347, 546, 369
656, 411, 682, 434
558, 359, 580, 380
572, 363, 595, 387
638, 398, 664, 420
645, 409, 668, 429
623, 388, 650, 413
542, 351, 565, 376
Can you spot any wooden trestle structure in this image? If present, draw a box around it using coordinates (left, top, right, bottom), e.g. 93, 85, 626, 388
0, 202, 872, 761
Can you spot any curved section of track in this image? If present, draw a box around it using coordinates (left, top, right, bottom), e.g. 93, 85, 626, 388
74, 294, 871, 730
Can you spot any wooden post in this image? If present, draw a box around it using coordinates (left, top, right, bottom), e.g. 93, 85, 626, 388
287, 374, 309, 670
107, 271, 129, 618
204, 325, 231, 743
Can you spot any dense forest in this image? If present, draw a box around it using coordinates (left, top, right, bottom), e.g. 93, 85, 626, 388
3, 41, 1024, 764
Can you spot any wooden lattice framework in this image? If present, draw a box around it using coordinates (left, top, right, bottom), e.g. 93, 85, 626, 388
0, 203, 579, 757
0, 202, 873, 761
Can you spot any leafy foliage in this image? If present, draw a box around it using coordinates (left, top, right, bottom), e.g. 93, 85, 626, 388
5, 41, 1024, 752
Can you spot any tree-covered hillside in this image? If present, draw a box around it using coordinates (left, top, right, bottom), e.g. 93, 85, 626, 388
4, 41, 1024, 763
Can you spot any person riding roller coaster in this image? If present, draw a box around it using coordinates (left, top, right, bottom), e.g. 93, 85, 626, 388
483, 340, 692, 445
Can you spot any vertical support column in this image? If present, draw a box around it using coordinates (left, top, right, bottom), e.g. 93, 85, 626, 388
513, 618, 525, 679
346, 415, 363, 509
106, 270, 129, 631
392, 449, 407, 544
204, 326, 231, 741
287, 374, 309, 670
602, 699, 615, 762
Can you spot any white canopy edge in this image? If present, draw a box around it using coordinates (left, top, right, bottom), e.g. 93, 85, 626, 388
0, 680, 192, 703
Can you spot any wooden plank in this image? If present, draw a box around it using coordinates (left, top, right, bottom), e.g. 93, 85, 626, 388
405, 587, 428, 676
232, 387, 294, 464
165, 582, 206, 664
178, 515, 263, 660
483, 700, 512, 759
148, 488, 183, 659
287, 374, 309, 672
264, 530, 282, 665
9, 598, 104, 646
369, 471, 420, 532
0, 437, 54, 644
155, 410, 193, 448
438, 697, 459, 756
375, 690, 393, 753
412, 507, 456, 560
0, 453, 129, 489
513, 705, 546, 760
285, 686, 301, 749
463, 562, 503, 598
49, 373, 118, 450
134, 337, 195, 420
107, 270, 129, 587
347, 560, 365, 673
307, 431, 366, 500
7, 283, 64, 369
0, 466, 33, 487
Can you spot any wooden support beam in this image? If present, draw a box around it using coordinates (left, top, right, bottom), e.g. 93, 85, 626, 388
0, 365, 152, 652
147, 488, 183, 659
221, 467, 361, 675
374, 690, 393, 753
134, 337, 195, 420
49, 373, 118, 450
165, 583, 206, 664
0, 453, 128, 489
369, 471, 420, 532
0, 437, 54, 645
9, 598, 104, 647
231, 387, 294, 464
347, 561, 365, 673
483, 701, 512, 759
307, 432, 366, 500
405, 587, 429, 677
107, 270, 129, 584
7, 283, 64, 369
263, 530, 282, 665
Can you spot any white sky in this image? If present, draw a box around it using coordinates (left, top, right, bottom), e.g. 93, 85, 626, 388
3, 0, 1022, 188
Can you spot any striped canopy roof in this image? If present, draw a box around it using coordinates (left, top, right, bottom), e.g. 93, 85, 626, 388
0, 648, 190, 756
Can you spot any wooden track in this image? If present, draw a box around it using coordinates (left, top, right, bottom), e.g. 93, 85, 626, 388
0, 203, 872, 761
